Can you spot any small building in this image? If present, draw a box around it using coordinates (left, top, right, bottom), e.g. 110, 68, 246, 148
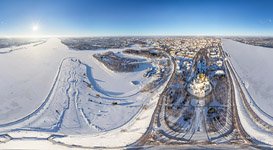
213, 70, 225, 78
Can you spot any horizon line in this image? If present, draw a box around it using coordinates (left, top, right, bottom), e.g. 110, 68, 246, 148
1, 34, 273, 38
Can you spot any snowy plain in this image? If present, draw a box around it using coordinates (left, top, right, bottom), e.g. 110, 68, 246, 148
227, 60, 273, 146
222, 39, 273, 118
223, 39, 273, 146
0, 38, 172, 148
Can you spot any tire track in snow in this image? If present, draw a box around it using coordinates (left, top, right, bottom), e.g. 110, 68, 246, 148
50, 68, 73, 131
52, 59, 92, 132
0, 57, 93, 133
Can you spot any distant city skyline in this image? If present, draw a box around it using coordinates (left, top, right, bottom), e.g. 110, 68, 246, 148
0, 0, 273, 37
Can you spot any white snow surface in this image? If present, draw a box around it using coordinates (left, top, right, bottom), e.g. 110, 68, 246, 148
222, 39, 273, 118
0, 38, 69, 124
0, 38, 172, 148
227, 60, 273, 146
0, 38, 150, 126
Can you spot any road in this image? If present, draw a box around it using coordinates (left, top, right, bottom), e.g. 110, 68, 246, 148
132, 48, 213, 146
220, 45, 252, 144
130, 50, 177, 146
132, 43, 262, 148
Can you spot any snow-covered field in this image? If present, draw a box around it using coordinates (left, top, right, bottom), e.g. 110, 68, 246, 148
223, 39, 273, 146
223, 39, 273, 118
0, 38, 172, 148
0, 38, 69, 125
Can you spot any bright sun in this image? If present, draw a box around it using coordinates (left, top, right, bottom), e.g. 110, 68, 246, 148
32, 24, 39, 32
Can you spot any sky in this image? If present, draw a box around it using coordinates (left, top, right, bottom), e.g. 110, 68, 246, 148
0, 0, 273, 37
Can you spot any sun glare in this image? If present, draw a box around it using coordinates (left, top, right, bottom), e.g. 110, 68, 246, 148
32, 24, 39, 32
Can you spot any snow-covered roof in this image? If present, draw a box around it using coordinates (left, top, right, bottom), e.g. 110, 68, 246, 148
214, 70, 225, 75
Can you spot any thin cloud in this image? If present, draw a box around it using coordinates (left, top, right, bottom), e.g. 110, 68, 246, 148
259, 18, 272, 24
